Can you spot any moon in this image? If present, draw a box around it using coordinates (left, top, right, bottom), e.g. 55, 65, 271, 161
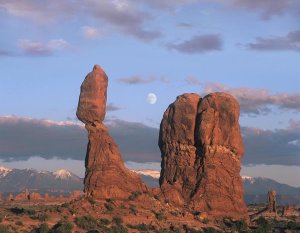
147, 93, 157, 104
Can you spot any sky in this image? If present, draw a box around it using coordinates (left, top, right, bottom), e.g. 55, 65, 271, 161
0, 0, 299, 186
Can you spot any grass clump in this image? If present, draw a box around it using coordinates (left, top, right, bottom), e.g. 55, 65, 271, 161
75, 215, 98, 230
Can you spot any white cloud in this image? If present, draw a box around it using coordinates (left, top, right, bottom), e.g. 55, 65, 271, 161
19, 39, 70, 56
81, 26, 104, 39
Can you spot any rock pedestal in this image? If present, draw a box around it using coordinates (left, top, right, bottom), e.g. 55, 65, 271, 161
159, 92, 248, 221
77, 65, 147, 199
267, 190, 277, 213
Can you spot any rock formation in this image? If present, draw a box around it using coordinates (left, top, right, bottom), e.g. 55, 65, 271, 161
77, 65, 147, 199
159, 92, 248, 221
267, 190, 277, 213
159, 93, 201, 206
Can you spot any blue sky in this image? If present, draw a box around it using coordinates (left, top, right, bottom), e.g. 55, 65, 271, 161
0, 0, 300, 186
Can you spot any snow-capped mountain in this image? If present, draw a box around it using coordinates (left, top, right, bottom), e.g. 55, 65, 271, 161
0, 167, 83, 195
0, 166, 12, 177
53, 169, 72, 179
132, 170, 160, 179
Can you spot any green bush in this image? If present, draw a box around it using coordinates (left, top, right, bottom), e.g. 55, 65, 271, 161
287, 221, 300, 230
0, 214, 4, 223
108, 225, 128, 233
128, 191, 142, 201
38, 223, 50, 233
15, 221, 23, 226
129, 205, 137, 215
0, 224, 10, 233
99, 218, 110, 226
127, 223, 155, 231
232, 219, 247, 231
112, 217, 123, 226
105, 203, 114, 212
154, 211, 165, 221
49, 220, 73, 233
255, 217, 272, 233
88, 197, 96, 205
75, 215, 98, 230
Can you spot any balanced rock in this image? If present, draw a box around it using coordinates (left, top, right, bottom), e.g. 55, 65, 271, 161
77, 65, 147, 199
159, 92, 248, 221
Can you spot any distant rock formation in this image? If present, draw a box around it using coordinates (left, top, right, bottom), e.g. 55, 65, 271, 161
267, 190, 277, 214
159, 92, 248, 221
76, 65, 147, 199
15, 189, 30, 201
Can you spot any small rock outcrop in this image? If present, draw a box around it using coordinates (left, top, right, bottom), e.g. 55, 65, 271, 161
77, 65, 147, 199
159, 92, 248, 221
267, 190, 277, 213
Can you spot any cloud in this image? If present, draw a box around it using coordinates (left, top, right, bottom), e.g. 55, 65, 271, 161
0, 0, 75, 22
106, 103, 122, 111
242, 123, 300, 166
167, 34, 223, 54
0, 116, 160, 163
19, 39, 70, 56
1, 116, 300, 166
232, 0, 300, 20
137, 0, 195, 10
185, 76, 201, 85
0, 49, 14, 57
81, 26, 104, 39
118, 75, 168, 84
185, 80, 300, 115
176, 22, 194, 28
246, 30, 300, 52
0, 0, 161, 42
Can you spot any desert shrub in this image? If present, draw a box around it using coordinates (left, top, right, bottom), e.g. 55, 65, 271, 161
108, 225, 128, 233
99, 218, 110, 226
15, 221, 23, 226
0, 224, 10, 233
129, 205, 137, 215
106, 198, 114, 203
255, 217, 272, 233
38, 223, 50, 233
287, 221, 300, 230
26, 208, 36, 215
9, 207, 25, 215
112, 217, 123, 226
202, 218, 209, 224
75, 215, 98, 230
154, 211, 165, 221
128, 191, 142, 201
127, 223, 154, 231
49, 220, 73, 233
232, 219, 247, 231
88, 197, 96, 205
61, 203, 70, 208
203, 227, 222, 233
105, 203, 114, 212
38, 213, 50, 222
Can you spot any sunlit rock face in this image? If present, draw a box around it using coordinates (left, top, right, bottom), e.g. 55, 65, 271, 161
77, 65, 147, 199
159, 92, 249, 221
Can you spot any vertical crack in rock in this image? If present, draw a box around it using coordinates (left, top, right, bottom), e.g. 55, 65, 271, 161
159, 92, 249, 221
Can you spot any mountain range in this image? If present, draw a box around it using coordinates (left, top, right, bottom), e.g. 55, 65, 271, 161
1, 166, 300, 204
